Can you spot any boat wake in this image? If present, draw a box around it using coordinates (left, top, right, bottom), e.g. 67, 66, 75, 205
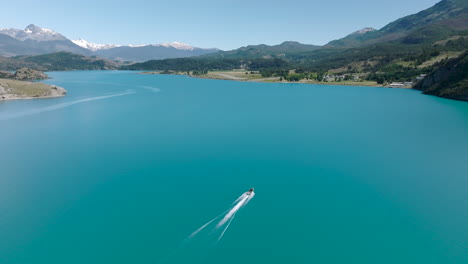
187, 188, 255, 242
158, 189, 256, 263
0, 90, 135, 121
140, 86, 161, 93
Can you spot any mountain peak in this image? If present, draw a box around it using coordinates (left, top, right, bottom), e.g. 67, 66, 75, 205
159, 42, 195, 50
24, 24, 60, 35
72, 38, 120, 51
327, 0, 468, 48
0, 24, 67, 41
350, 27, 376, 35
279, 41, 302, 46
25, 24, 41, 32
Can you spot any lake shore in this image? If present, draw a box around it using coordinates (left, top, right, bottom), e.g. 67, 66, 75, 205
0, 78, 67, 101
140, 70, 413, 89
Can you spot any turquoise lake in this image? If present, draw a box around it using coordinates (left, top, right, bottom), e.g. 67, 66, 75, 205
0, 71, 467, 264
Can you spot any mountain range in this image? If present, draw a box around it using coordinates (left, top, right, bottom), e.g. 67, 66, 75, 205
326, 0, 468, 47
0, 52, 118, 71
91, 42, 218, 62
129, 0, 467, 67
123, 0, 467, 100
0, 25, 219, 61
0, 24, 91, 57
0, 0, 466, 101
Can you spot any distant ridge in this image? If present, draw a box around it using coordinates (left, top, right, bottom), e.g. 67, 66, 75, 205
72, 38, 120, 51
0, 24, 91, 56
93, 43, 219, 62
204, 41, 321, 59
0, 24, 67, 41
350, 27, 377, 35
0, 52, 118, 71
327, 0, 468, 47
0, 25, 220, 61
71, 39, 220, 62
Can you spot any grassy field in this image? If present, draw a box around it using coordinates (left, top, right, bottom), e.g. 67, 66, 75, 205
302, 79, 380, 87
0, 78, 65, 100
196, 70, 380, 86
394, 60, 414, 67
418, 51, 464, 68
198, 70, 265, 81
143, 70, 382, 87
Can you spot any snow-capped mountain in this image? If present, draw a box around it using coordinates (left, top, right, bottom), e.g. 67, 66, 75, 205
72, 38, 121, 51
72, 39, 219, 61
94, 43, 219, 62
0, 24, 91, 56
159, 42, 196, 50
0, 24, 67, 41
0, 24, 220, 60
73, 39, 208, 51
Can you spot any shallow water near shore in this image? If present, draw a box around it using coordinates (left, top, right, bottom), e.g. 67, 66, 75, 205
1, 71, 467, 264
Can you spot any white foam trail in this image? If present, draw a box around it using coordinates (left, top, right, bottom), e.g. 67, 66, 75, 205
140, 86, 161, 93
186, 190, 255, 242
0, 90, 135, 121
186, 205, 235, 240
231, 193, 247, 205
218, 211, 238, 242
216, 194, 249, 228
187, 215, 219, 240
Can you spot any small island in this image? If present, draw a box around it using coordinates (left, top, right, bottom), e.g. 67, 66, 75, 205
0, 68, 66, 101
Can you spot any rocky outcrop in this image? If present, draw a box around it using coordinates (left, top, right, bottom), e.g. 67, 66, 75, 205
0, 78, 66, 100
414, 51, 468, 101
0, 68, 48, 80
42, 85, 67, 97
13, 68, 48, 80
0, 70, 14, 79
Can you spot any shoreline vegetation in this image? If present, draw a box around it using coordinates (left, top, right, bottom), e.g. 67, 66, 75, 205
140, 70, 414, 89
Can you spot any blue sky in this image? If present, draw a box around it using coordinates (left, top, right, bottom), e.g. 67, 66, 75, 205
1, 0, 440, 50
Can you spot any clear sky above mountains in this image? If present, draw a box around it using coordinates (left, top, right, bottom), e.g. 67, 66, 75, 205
2, 0, 440, 50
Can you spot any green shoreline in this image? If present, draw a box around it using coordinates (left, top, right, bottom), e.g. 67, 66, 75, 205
139, 71, 414, 89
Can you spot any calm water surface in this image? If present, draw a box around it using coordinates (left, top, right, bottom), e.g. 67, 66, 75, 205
1, 71, 467, 264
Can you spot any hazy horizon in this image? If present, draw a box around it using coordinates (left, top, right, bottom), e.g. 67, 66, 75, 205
2, 0, 440, 50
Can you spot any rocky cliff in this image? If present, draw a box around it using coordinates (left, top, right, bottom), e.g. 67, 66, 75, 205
414, 51, 468, 101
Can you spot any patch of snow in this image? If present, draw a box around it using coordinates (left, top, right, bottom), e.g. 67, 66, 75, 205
159, 41, 195, 50
0, 24, 67, 41
128, 44, 149, 48
72, 40, 203, 51
41, 28, 55, 34
72, 38, 121, 51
